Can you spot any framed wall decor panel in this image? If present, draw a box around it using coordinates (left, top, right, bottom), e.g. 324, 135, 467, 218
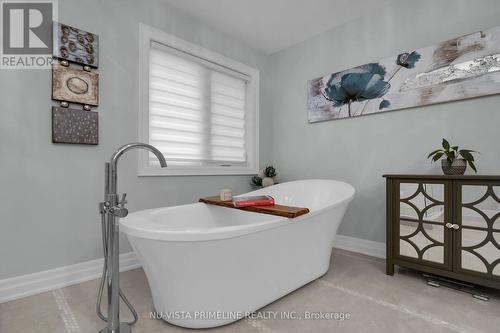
52, 107, 98, 145
52, 64, 99, 106
308, 25, 500, 123
53, 22, 99, 68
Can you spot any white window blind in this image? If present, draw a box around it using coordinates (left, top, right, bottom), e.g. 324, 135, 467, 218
148, 42, 248, 167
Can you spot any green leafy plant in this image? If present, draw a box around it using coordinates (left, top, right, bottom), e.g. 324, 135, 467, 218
250, 165, 278, 188
263, 165, 277, 178
250, 175, 263, 187
427, 138, 478, 172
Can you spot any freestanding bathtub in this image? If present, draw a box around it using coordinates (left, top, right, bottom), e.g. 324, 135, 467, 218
120, 179, 354, 328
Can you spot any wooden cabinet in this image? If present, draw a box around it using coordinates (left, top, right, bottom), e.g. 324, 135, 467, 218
385, 175, 500, 290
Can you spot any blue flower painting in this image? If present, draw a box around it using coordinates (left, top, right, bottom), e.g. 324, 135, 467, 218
322, 63, 391, 116
308, 25, 500, 123
396, 51, 421, 69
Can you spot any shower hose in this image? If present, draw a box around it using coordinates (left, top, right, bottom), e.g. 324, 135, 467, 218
96, 212, 139, 325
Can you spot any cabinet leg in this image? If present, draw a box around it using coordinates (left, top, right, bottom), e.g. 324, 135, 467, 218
386, 262, 394, 276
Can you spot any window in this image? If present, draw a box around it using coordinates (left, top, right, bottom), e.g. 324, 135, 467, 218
138, 24, 259, 176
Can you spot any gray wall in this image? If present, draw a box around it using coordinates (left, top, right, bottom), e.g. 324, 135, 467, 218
268, 0, 500, 243
0, 0, 272, 279
2, 0, 500, 280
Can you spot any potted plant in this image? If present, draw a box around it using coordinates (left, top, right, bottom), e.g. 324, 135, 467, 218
261, 166, 277, 187
250, 175, 263, 188
250, 165, 278, 188
427, 139, 477, 175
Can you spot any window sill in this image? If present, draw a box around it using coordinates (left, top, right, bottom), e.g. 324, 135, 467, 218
138, 165, 258, 177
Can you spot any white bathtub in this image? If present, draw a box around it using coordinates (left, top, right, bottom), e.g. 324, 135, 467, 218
120, 179, 354, 328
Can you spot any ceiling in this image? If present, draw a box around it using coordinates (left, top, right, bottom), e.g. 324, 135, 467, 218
162, 0, 392, 55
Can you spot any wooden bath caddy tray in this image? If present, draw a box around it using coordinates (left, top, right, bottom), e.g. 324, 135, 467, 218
199, 196, 309, 218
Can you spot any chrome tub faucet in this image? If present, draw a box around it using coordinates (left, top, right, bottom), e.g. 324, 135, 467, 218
97, 143, 166, 333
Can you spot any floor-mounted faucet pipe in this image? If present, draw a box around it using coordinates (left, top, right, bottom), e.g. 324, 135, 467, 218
97, 143, 167, 333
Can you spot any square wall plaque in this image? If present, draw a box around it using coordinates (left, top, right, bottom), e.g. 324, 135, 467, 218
52, 64, 99, 106
52, 107, 98, 145
53, 22, 99, 68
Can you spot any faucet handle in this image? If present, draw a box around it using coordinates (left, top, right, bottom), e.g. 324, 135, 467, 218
120, 193, 127, 208
112, 194, 128, 218
112, 206, 128, 218
109, 193, 129, 218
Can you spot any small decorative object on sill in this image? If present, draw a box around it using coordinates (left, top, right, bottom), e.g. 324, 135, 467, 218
250, 175, 263, 188
427, 138, 478, 175
219, 188, 233, 201
250, 165, 279, 188
262, 177, 274, 187
262, 165, 277, 187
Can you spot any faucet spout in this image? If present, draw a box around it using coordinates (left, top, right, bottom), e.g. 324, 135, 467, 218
110, 142, 167, 169
106, 143, 166, 200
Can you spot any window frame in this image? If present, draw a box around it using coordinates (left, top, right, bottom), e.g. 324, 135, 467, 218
138, 23, 259, 176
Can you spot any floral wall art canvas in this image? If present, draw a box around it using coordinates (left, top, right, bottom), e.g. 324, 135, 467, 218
308, 25, 500, 123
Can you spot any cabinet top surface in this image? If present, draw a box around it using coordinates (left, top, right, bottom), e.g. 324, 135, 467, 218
383, 174, 500, 180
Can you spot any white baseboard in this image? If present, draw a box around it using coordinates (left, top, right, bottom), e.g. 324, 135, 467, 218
333, 234, 386, 259
0, 252, 139, 303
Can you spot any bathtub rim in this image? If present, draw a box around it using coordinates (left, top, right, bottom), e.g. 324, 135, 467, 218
120, 179, 355, 242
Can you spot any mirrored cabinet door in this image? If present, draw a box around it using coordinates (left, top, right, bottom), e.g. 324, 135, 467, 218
397, 181, 452, 269
456, 182, 500, 279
